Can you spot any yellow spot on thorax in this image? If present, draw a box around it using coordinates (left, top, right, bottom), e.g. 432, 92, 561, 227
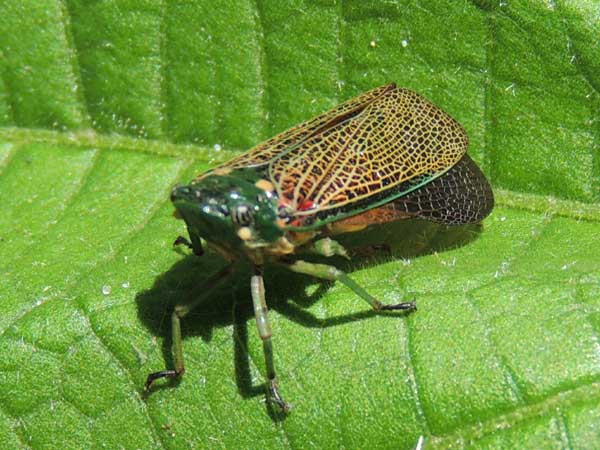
237, 227, 253, 241
255, 179, 275, 192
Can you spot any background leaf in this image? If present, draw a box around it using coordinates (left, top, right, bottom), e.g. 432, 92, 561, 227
1, 1, 599, 449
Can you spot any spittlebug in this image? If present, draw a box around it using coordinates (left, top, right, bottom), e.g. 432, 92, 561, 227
145, 83, 494, 412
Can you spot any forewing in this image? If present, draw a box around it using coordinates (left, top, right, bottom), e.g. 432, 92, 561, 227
269, 88, 468, 222
391, 154, 494, 224
198, 83, 395, 179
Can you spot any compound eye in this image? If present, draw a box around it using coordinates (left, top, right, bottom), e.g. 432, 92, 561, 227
232, 204, 253, 226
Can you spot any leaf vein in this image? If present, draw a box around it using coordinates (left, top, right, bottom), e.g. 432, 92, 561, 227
558, 410, 574, 450
0, 56, 16, 125
481, 3, 496, 182
405, 315, 431, 435
555, 4, 600, 202
0, 147, 101, 274
77, 309, 167, 449
0, 141, 19, 176
0, 401, 31, 449
465, 291, 524, 403
251, 0, 269, 141
59, 0, 91, 126
429, 380, 600, 448
0, 157, 193, 448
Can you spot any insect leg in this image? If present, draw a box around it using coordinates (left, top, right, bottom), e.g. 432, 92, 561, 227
173, 235, 193, 249
304, 237, 350, 259
145, 264, 234, 389
282, 260, 416, 311
251, 266, 291, 413
173, 231, 204, 256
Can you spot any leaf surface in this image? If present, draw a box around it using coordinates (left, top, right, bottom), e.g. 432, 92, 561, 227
0, 1, 599, 449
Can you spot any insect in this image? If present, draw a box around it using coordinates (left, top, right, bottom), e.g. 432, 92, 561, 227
145, 83, 494, 412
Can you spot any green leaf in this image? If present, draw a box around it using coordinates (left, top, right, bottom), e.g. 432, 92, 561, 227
1, 1, 599, 449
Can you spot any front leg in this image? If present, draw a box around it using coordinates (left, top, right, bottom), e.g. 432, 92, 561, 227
251, 266, 291, 413
281, 260, 416, 312
145, 263, 234, 389
173, 230, 204, 256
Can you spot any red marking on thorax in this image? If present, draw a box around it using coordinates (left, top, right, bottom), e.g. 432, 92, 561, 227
297, 199, 315, 211
278, 198, 315, 228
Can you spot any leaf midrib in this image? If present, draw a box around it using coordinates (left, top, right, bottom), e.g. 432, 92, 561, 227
2, 126, 599, 223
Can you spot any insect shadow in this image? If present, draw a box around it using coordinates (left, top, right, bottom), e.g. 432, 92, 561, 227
135, 219, 482, 416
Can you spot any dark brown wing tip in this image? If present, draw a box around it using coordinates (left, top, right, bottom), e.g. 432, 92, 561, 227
388, 155, 494, 225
